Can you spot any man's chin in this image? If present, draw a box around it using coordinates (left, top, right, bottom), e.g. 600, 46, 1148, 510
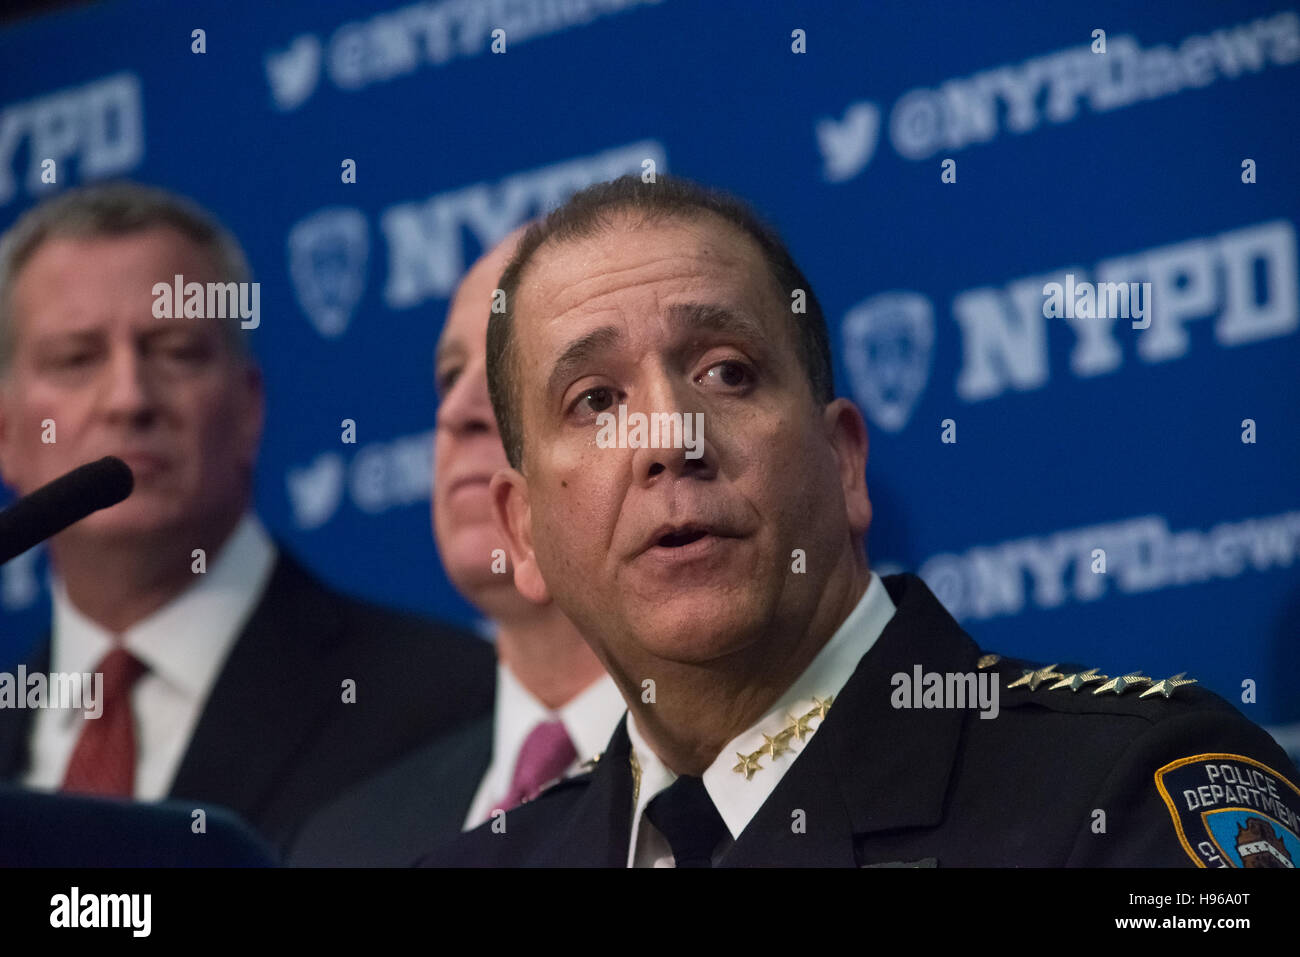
63, 499, 193, 544
625, 601, 765, 666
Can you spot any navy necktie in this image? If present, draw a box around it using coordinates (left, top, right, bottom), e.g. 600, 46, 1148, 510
645, 775, 729, 867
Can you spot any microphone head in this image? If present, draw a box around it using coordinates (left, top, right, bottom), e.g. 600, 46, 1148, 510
89, 455, 135, 511
0, 455, 136, 566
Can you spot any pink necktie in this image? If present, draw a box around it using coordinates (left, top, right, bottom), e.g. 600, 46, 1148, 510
495, 719, 577, 812
61, 644, 147, 798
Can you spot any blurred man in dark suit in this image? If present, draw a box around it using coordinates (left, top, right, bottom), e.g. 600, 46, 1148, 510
289, 228, 624, 865
423, 174, 1300, 867
0, 181, 493, 854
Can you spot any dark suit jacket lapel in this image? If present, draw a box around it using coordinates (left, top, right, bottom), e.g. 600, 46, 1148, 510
168, 554, 344, 823
530, 716, 634, 866
438, 715, 494, 833
398, 713, 495, 843
722, 574, 974, 867
289, 712, 495, 866
0, 638, 49, 780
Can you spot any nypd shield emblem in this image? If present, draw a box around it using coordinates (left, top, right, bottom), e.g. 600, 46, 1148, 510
841, 291, 934, 433
288, 207, 369, 339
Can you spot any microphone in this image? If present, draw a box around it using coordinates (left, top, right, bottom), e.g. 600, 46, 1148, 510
0, 456, 134, 566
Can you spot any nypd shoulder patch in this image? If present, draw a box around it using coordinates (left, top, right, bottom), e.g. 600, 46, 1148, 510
1155, 753, 1300, 868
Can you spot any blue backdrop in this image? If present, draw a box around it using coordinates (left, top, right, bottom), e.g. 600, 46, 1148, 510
2, 0, 1297, 753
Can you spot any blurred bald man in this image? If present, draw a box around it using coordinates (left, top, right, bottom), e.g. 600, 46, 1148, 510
289, 230, 623, 865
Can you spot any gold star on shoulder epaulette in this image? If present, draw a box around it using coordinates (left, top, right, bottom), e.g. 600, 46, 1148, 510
1048, 667, 1107, 692
731, 696, 833, 780
976, 654, 1002, 669
534, 754, 602, 799
1007, 663, 1064, 691
1093, 671, 1152, 695
1139, 672, 1198, 699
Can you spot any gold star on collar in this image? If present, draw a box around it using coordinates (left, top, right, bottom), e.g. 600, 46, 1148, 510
976, 654, 1002, 669
731, 698, 833, 780
761, 731, 792, 759
1139, 672, 1198, 699
1007, 664, 1063, 691
1093, 672, 1152, 696
786, 711, 814, 741
1048, 668, 1107, 692
732, 752, 763, 780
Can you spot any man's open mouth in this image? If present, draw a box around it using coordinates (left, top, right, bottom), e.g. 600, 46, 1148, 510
656, 527, 710, 548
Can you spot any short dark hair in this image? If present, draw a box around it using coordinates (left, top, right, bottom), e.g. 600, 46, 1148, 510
486, 174, 834, 470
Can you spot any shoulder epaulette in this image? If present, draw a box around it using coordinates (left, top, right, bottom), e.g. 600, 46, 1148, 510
977, 653, 1200, 701
525, 753, 601, 804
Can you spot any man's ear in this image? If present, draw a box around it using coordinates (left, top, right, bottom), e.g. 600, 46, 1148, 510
489, 467, 550, 604
823, 397, 872, 539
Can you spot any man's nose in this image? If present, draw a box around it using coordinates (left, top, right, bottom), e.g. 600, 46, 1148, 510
436, 362, 496, 438
629, 377, 716, 484
99, 346, 158, 426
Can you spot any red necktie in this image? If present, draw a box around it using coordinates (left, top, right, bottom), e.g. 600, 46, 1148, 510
61, 645, 147, 798
494, 719, 577, 812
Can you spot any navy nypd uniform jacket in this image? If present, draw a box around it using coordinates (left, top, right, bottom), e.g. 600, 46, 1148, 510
419, 573, 1300, 868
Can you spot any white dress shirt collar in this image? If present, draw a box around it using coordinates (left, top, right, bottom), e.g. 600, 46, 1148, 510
49, 513, 277, 700
26, 513, 277, 799
625, 569, 897, 866
495, 659, 624, 770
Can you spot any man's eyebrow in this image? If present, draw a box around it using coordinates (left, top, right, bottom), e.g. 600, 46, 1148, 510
543, 305, 770, 399
141, 324, 206, 339
434, 336, 465, 370
664, 303, 769, 346
546, 324, 626, 398
32, 329, 102, 346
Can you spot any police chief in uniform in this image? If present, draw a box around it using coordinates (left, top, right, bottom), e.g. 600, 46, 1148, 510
420, 174, 1300, 868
